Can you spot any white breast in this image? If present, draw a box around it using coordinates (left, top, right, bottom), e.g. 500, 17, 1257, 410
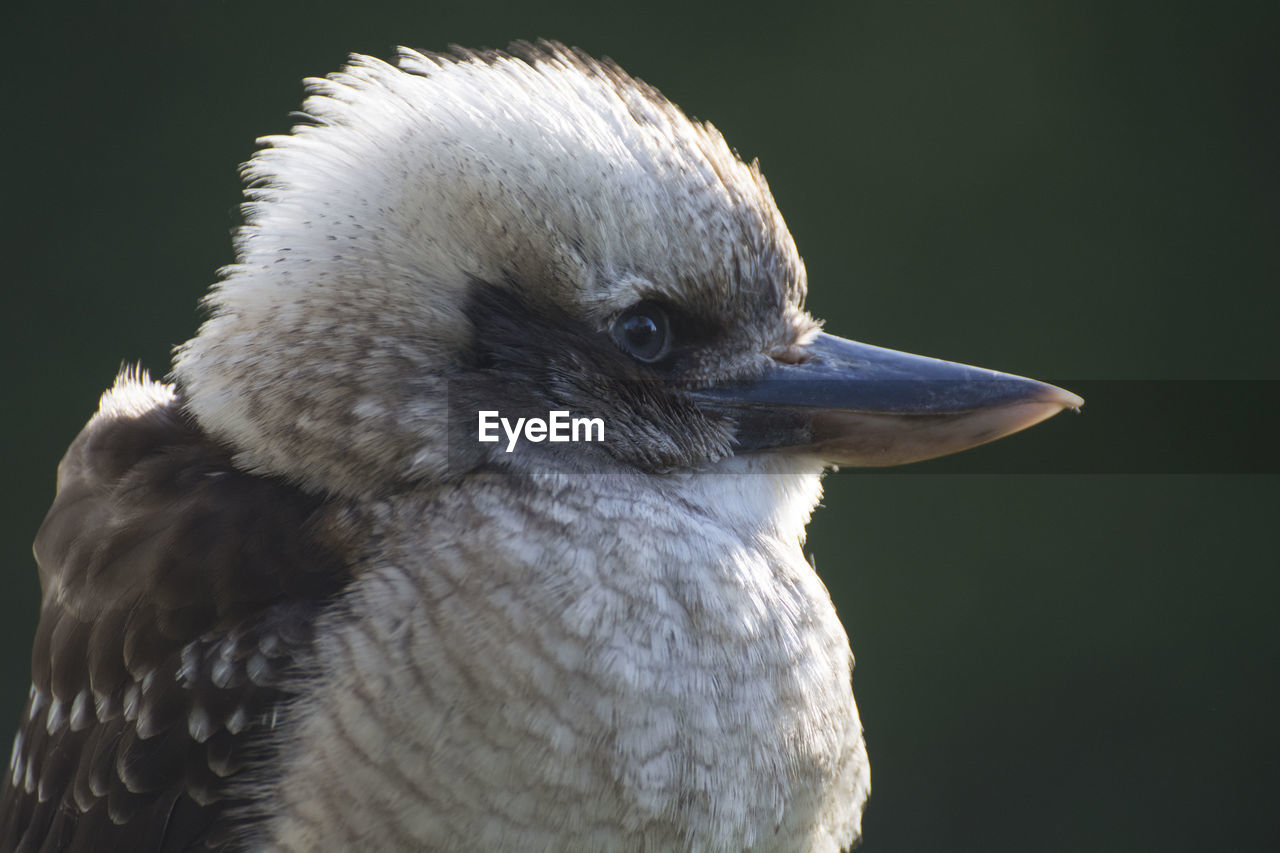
258, 460, 868, 852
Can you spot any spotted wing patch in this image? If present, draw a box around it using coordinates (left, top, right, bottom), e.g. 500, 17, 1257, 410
0, 389, 353, 852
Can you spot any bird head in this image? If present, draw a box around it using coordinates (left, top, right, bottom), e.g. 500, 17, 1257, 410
174, 42, 1079, 499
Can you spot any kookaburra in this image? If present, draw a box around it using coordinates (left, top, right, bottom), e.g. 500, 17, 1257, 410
0, 42, 1080, 852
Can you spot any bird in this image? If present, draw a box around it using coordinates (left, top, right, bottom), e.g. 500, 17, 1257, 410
0, 41, 1081, 852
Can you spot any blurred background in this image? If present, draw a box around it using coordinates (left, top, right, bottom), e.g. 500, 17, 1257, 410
3, 1, 1276, 850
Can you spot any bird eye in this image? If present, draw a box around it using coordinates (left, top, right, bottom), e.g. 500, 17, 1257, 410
613, 301, 671, 363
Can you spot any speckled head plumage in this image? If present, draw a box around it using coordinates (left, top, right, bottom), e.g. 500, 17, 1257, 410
175, 42, 817, 495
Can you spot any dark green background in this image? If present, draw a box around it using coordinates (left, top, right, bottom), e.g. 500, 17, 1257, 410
4, 1, 1276, 850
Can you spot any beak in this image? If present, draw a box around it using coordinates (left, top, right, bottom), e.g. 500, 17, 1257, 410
691, 333, 1083, 466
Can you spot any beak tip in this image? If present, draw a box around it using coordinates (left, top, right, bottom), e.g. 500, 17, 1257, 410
1041, 384, 1084, 412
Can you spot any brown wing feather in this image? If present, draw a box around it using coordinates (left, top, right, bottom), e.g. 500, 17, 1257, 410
0, 387, 355, 852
